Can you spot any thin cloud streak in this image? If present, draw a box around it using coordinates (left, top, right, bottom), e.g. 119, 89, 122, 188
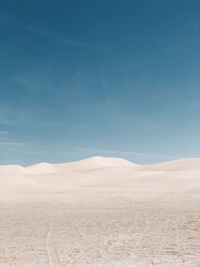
27, 25, 107, 49
0, 130, 9, 135
0, 134, 26, 147
150, 37, 172, 47
0, 141, 25, 146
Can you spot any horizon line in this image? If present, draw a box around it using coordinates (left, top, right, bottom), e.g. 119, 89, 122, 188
0, 155, 199, 168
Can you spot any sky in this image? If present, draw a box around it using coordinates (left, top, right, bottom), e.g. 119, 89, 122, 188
0, 0, 199, 165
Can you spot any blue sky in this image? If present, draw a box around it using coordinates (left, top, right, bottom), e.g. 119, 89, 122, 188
0, 0, 199, 165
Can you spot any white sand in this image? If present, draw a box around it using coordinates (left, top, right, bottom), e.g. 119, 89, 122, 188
0, 156, 200, 266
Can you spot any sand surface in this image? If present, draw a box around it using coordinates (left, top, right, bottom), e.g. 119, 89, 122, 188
0, 156, 200, 266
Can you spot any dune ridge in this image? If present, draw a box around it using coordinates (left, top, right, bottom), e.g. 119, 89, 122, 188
0, 156, 199, 196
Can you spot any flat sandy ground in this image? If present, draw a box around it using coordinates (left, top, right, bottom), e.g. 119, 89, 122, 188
0, 191, 200, 267
0, 157, 200, 266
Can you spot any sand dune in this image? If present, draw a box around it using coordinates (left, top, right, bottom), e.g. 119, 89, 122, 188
26, 156, 138, 173
0, 156, 199, 195
143, 158, 200, 171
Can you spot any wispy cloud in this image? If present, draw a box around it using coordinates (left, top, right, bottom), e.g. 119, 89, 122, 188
150, 37, 172, 47
0, 141, 25, 146
0, 130, 9, 135
27, 25, 107, 49
57, 36, 107, 49
0, 134, 26, 147
0, 103, 65, 128
0, 105, 29, 126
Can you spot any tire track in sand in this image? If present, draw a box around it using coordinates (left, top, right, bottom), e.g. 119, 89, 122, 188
46, 224, 61, 267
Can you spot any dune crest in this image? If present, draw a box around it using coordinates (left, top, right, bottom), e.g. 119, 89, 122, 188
26, 156, 138, 173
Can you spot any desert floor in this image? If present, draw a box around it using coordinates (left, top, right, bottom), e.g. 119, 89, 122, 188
0, 157, 200, 266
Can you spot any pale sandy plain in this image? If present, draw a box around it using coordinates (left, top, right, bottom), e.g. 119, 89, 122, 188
0, 156, 200, 267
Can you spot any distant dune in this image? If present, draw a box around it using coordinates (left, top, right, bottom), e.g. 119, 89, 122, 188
26, 156, 137, 173
0, 156, 199, 196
